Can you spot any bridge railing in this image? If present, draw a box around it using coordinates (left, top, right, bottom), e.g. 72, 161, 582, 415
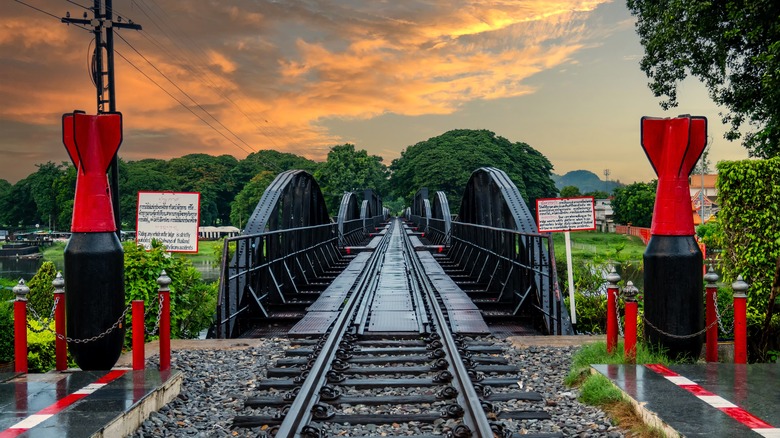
215, 223, 341, 338
429, 221, 566, 335
342, 218, 366, 246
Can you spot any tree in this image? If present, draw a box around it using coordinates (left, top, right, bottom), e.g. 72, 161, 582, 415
627, 0, 780, 158
315, 144, 389, 215
230, 171, 277, 229
584, 190, 611, 199
559, 186, 581, 197
389, 130, 557, 214
611, 181, 657, 228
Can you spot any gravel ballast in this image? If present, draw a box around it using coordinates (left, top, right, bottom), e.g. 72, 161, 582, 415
128, 337, 629, 437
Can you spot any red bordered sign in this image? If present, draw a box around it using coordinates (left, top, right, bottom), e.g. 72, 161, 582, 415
136, 191, 201, 253
536, 196, 596, 233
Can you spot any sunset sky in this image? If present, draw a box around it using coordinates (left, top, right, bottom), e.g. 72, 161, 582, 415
2, 0, 749, 186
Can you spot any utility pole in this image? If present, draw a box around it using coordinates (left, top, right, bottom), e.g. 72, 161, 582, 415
603, 168, 610, 193
62, 1, 141, 237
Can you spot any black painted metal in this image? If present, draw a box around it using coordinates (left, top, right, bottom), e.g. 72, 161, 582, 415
428, 191, 452, 245
64, 232, 125, 370
643, 236, 704, 359
419, 167, 573, 335
214, 170, 343, 338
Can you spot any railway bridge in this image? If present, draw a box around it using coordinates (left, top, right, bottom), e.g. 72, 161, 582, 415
212, 166, 574, 340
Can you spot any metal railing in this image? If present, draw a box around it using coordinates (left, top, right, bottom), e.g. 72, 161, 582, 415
427, 221, 571, 335
215, 223, 343, 338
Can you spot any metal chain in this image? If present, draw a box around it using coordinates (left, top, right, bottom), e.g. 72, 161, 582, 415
641, 313, 720, 340
713, 297, 734, 335
144, 294, 164, 336
613, 291, 624, 338
26, 297, 59, 333
43, 305, 131, 344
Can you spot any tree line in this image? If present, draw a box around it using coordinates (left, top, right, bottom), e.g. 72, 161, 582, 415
0, 129, 568, 232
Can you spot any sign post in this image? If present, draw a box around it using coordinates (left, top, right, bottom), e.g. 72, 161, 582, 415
536, 196, 596, 325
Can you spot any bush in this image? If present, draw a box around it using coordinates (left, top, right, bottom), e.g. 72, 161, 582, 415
26, 261, 57, 318
0, 302, 13, 364
26, 319, 56, 373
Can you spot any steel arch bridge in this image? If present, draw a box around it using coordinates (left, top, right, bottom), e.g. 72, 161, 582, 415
213, 166, 570, 338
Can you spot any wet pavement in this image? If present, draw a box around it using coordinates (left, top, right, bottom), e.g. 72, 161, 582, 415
0, 368, 181, 437
594, 363, 780, 437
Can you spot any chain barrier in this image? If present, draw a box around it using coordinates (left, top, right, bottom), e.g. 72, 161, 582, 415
713, 298, 734, 335
144, 294, 164, 336
25, 292, 165, 344
613, 291, 624, 338
641, 299, 735, 340
26, 297, 59, 333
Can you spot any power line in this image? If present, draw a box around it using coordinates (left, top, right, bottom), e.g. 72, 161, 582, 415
14, 0, 64, 20
113, 48, 254, 156
114, 31, 258, 153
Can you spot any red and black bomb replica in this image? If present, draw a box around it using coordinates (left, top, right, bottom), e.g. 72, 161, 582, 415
641, 115, 707, 359
62, 111, 125, 370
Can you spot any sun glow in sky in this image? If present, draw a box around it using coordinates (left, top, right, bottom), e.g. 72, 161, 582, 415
1, 0, 747, 185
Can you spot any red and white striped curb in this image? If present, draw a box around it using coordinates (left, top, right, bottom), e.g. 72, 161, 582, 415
646, 364, 780, 437
0, 369, 128, 437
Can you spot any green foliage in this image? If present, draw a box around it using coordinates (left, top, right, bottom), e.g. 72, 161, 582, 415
123, 241, 216, 341
389, 129, 557, 214
716, 158, 780, 360
26, 261, 57, 318
211, 238, 236, 266
565, 341, 671, 387
559, 185, 581, 197
611, 181, 657, 228
315, 144, 389, 215
26, 320, 56, 373
696, 220, 725, 258
579, 374, 624, 405
229, 171, 276, 228
627, 0, 780, 158
0, 302, 13, 363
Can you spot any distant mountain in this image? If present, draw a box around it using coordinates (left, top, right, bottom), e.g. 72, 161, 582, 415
551, 170, 623, 195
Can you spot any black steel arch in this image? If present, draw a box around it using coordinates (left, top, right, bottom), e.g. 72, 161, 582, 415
430, 191, 452, 244
215, 170, 336, 338
451, 167, 573, 334
337, 191, 362, 246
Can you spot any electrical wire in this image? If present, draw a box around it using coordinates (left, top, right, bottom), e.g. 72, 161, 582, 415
114, 48, 254, 156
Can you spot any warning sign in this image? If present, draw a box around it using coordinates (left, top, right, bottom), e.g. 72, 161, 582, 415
536, 197, 596, 233
136, 192, 200, 252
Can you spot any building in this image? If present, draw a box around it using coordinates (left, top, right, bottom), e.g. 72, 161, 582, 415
689, 174, 718, 222
594, 198, 614, 232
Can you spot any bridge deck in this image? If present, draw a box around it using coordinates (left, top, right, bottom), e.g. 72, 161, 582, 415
289, 220, 490, 336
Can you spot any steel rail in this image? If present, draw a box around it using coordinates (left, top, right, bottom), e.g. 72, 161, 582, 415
402, 223, 496, 437
273, 221, 393, 437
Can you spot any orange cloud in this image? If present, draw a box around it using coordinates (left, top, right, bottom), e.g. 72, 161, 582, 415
0, 0, 613, 181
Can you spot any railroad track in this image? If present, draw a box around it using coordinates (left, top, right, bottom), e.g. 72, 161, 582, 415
232, 218, 561, 437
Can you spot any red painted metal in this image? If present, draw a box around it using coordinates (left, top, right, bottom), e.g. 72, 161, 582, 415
734, 295, 747, 364
159, 291, 171, 371
641, 116, 708, 236
705, 283, 718, 362
606, 286, 618, 354
624, 301, 637, 363
54, 291, 67, 371
132, 300, 145, 371
13, 300, 27, 373
61, 112, 123, 232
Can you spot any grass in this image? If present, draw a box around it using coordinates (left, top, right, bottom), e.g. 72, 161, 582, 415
553, 230, 646, 263
567, 341, 672, 438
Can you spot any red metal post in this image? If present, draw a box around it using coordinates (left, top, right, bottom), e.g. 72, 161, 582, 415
623, 281, 639, 363
53, 272, 67, 371
732, 276, 748, 364
605, 268, 621, 354
132, 300, 145, 371
704, 267, 719, 362
13, 280, 29, 373
158, 271, 172, 371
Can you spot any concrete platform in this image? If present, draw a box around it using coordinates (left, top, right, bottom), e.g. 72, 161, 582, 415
0, 368, 181, 437
594, 363, 780, 437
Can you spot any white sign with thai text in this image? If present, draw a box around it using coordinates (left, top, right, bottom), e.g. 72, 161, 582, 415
536, 197, 596, 233
136, 192, 200, 252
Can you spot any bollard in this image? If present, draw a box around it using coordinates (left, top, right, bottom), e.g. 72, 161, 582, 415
132, 300, 145, 371
623, 281, 639, 363
704, 266, 719, 363
606, 267, 621, 354
13, 279, 29, 373
53, 272, 67, 371
732, 276, 748, 364
158, 271, 172, 371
